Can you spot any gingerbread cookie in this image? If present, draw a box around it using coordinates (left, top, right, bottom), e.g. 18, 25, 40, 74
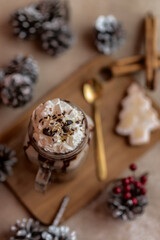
116, 83, 160, 145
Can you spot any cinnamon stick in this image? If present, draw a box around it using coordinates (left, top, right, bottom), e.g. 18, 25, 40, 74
111, 63, 144, 76
145, 14, 158, 90
109, 58, 160, 77
114, 55, 144, 66
152, 16, 158, 89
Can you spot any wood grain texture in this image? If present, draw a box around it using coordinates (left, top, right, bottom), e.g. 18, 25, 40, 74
0, 55, 160, 225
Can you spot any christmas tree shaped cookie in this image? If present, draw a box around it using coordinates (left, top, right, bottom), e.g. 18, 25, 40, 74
116, 83, 160, 145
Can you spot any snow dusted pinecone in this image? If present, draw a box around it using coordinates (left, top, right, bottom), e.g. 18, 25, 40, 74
107, 164, 148, 220
10, 218, 43, 240
5, 55, 38, 83
95, 15, 125, 55
10, 220, 77, 240
36, 0, 69, 22
0, 144, 17, 182
41, 18, 73, 56
108, 192, 148, 220
42, 225, 77, 240
11, 5, 44, 40
0, 73, 33, 108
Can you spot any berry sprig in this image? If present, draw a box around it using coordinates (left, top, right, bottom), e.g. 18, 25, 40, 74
107, 163, 148, 220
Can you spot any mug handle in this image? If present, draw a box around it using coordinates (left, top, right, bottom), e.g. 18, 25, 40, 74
35, 162, 52, 192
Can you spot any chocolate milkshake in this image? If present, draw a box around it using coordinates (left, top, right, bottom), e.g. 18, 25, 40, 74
24, 98, 94, 191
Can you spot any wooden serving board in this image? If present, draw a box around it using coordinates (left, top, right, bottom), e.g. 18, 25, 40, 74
1, 55, 160, 224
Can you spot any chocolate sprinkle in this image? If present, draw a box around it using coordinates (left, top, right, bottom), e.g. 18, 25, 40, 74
43, 128, 55, 136
66, 120, 73, 125
62, 126, 69, 133
57, 118, 62, 122
38, 106, 86, 145
68, 110, 72, 115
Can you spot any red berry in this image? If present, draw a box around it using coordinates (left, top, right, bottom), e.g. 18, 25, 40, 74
135, 181, 142, 188
124, 185, 131, 192
132, 197, 138, 205
128, 176, 135, 183
113, 186, 121, 194
141, 188, 146, 195
122, 178, 130, 185
130, 163, 137, 171
140, 175, 147, 184
123, 192, 131, 199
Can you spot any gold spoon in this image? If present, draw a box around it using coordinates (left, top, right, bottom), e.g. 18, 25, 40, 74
83, 78, 107, 181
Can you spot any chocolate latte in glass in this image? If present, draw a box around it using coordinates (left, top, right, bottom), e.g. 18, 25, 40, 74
24, 98, 94, 191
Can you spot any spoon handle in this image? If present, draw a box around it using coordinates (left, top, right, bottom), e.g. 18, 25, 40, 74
94, 101, 107, 181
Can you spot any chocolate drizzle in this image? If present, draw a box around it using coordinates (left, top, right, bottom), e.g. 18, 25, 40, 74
62, 160, 70, 172
23, 140, 31, 151
38, 154, 55, 167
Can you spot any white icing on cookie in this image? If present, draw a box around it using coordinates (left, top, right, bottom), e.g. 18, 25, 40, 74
116, 83, 160, 145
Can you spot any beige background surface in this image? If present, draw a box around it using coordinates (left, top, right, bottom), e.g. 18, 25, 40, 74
0, 0, 160, 239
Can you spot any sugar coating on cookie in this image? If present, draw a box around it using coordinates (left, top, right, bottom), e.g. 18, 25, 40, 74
116, 83, 160, 145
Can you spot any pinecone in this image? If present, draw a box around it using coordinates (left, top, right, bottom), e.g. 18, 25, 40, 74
10, 218, 43, 240
0, 73, 33, 108
36, 0, 69, 22
95, 15, 125, 55
5, 55, 39, 83
41, 18, 73, 56
0, 144, 17, 182
10, 219, 77, 240
108, 192, 147, 220
11, 5, 44, 40
10, 196, 76, 240
107, 164, 148, 220
42, 225, 77, 240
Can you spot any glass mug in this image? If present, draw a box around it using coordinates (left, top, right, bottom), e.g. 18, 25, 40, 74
24, 99, 94, 191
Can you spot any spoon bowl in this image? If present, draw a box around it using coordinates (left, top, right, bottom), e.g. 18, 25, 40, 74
83, 78, 102, 104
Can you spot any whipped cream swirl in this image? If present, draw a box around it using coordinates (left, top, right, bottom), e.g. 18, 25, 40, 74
31, 98, 86, 153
